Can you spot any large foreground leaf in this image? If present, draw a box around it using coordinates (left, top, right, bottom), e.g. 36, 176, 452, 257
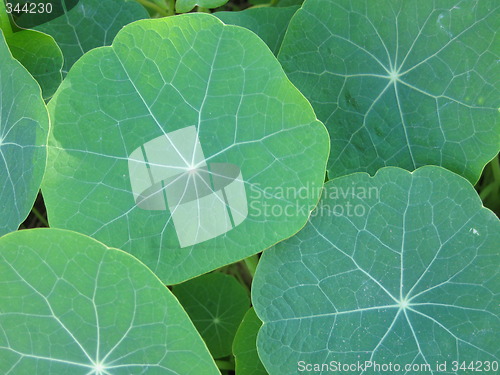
42, 14, 329, 284
0, 30, 48, 236
279, 0, 500, 183
35, 0, 148, 74
253, 166, 499, 374
172, 272, 249, 359
0, 229, 220, 374
215, 5, 299, 55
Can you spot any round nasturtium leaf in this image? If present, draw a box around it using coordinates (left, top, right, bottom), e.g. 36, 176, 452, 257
172, 272, 250, 359
0, 29, 48, 236
42, 14, 329, 284
176, 0, 229, 13
233, 307, 267, 375
0, 229, 220, 375
34, 0, 148, 74
252, 166, 500, 374
278, 0, 500, 183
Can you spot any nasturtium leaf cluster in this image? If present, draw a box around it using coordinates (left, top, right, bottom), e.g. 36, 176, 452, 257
279, 0, 500, 183
0, 229, 219, 374
173, 272, 250, 359
42, 14, 329, 284
0, 30, 48, 236
0, 1, 498, 374
253, 166, 500, 374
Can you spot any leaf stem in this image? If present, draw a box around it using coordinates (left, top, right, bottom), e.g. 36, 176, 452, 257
490, 155, 500, 181
31, 206, 49, 227
165, 0, 175, 15
196, 6, 210, 13
215, 359, 235, 371
135, 0, 169, 16
243, 254, 259, 277
479, 156, 500, 202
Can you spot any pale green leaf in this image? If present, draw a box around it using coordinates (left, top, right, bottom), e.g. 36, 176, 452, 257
279, 0, 500, 183
173, 272, 250, 359
0, 228, 220, 374
5, 29, 63, 99
0, 29, 48, 236
176, 0, 229, 13
42, 14, 329, 284
253, 166, 500, 374
215, 5, 299, 55
35, 0, 148, 74
233, 307, 267, 375
0, 1, 63, 99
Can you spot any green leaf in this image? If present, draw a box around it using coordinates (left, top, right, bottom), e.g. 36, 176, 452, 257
0, 30, 48, 236
42, 14, 329, 284
34, 0, 148, 74
233, 307, 267, 375
0, 228, 220, 374
176, 0, 229, 13
0, 0, 63, 99
278, 0, 500, 183
173, 272, 249, 358
252, 166, 500, 374
276, 0, 303, 7
5, 29, 63, 99
8, 1, 80, 29
215, 5, 299, 55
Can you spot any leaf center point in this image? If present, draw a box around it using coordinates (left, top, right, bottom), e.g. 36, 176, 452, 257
388, 69, 400, 83
398, 298, 410, 310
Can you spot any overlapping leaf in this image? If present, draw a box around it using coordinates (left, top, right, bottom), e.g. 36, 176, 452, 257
176, 0, 229, 13
279, 0, 500, 183
233, 307, 267, 375
42, 14, 329, 284
0, 2, 63, 99
253, 166, 500, 374
173, 272, 249, 358
215, 5, 299, 55
0, 229, 220, 374
34, 0, 148, 74
0, 30, 48, 236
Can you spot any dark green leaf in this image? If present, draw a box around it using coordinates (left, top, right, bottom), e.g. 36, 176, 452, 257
215, 5, 299, 55
233, 307, 267, 375
35, 0, 148, 74
173, 272, 250, 359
